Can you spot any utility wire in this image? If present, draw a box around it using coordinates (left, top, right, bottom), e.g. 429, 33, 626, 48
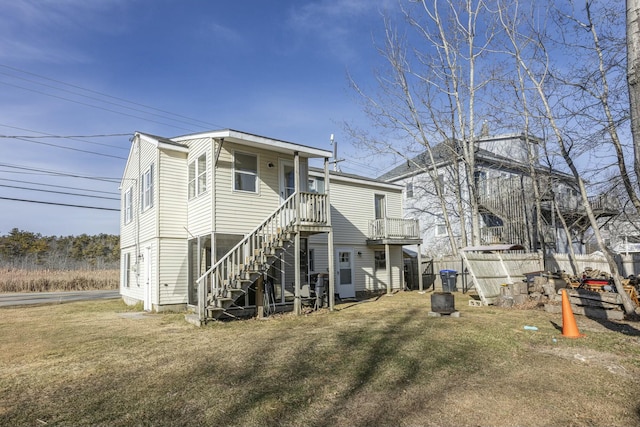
0, 80, 200, 133
0, 197, 119, 211
0, 123, 131, 151
0, 70, 211, 130
0, 178, 119, 195
0, 184, 120, 200
0, 63, 222, 129
0, 163, 121, 183
3, 135, 127, 160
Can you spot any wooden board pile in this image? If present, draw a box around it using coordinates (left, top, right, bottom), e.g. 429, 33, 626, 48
494, 270, 639, 320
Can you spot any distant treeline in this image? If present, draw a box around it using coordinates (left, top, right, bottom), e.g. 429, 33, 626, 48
0, 228, 119, 270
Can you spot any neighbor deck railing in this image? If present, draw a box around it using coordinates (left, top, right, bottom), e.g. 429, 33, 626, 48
368, 218, 420, 240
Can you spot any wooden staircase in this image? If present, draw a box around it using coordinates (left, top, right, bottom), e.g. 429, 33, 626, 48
187, 192, 328, 325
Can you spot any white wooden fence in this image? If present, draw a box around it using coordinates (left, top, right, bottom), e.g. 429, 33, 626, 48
424, 252, 640, 302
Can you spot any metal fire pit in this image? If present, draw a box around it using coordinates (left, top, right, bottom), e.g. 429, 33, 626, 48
431, 292, 455, 314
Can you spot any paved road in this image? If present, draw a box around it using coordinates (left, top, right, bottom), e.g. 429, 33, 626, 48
0, 290, 120, 307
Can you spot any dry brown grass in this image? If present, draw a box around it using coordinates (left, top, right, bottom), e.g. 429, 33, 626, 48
1, 291, 639, 426
0, 268, 119, 292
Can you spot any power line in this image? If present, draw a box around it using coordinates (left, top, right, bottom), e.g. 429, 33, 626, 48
0, 123, 131, 151
0, 63, 222, 129
0, 79, 201, 133
0, 184, 120, 200
0, 163, 121, 183
0, 197, 119, 211
0, 178, 119, 195
2, 135, 127, 160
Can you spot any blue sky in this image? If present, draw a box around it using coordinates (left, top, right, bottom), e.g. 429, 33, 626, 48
0, 0, 396, 237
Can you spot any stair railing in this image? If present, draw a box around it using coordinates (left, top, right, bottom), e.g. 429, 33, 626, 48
196, 193, 299, 321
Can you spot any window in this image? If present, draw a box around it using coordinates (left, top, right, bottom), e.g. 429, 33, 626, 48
374, 194, 386, 219
405, 182, 414, 199
309, 177, 325, 194
474, 171, 487, 197
141, 164, 154, 211
124, 187, 132, 224
234, 152, 257, 193
189, 154, 207, 199
123, 253, 131, 288
435, 223, 447, 236
436, 174, 445, 195
375, 250, 386, 271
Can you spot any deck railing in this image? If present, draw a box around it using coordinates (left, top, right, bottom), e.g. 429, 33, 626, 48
368, 218, 420, 240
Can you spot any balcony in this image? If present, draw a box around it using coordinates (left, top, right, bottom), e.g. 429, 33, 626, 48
367, 218, 422, 245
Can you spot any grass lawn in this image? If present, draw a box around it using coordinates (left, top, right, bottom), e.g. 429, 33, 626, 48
1, 292, 640, 426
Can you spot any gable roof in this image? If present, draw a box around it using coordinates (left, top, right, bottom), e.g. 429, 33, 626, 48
377, 134, 574, 183
172, 129, 332, 159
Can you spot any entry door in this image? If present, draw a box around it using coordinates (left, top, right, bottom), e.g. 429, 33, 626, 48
144, 247, 152, 311
336, 248, 355, 299
279, 160, 295, 203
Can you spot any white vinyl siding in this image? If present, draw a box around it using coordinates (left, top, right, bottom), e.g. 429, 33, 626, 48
215, 143, 302, 234
158, 238, 188, 305
158, 150, 188, 238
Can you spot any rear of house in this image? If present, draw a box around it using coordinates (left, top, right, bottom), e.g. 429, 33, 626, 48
120, 129, 421, 321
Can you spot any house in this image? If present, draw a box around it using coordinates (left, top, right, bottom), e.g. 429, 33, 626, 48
378, 133, 619, 256
119, 129, 421, 324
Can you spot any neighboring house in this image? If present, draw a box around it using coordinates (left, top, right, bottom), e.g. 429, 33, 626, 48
378, 133, 619, 256
120, 129, 421, 324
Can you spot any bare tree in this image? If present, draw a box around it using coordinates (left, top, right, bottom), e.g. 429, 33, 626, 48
498, 0, 636, 314
348, 0, 500, 253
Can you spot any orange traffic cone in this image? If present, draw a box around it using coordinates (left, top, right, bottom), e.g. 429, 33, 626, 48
561, 289, 585, 338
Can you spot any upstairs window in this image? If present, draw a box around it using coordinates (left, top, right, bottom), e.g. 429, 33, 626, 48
436, 174, 446, 195
141, 164, 154, 212
124, 187, 133, 224
308, 177, 325, 194
374, 194, 386, 219
435, 223, 447, 236
189, 154, 207, 199
234, 152, 257, 193
405, 182, 414, 199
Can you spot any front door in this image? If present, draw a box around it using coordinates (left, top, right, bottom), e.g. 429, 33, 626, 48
336, 248, 355, 299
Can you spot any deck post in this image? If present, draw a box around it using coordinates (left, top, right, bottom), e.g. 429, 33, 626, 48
417, 243, 423, 292
294, 152, 301, 315
385, 243, 392, 294
325, 157, 335, 311
256, 273, 264, 319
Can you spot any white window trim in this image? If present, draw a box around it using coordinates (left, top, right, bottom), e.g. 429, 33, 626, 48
435, 223, 448, 237
405, 182, 414, 199
123, 253, 131, 288
233, 151, 259, 194
124, 187, 133, 224
189, 153, 207, 199
141, 164, 154, 212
